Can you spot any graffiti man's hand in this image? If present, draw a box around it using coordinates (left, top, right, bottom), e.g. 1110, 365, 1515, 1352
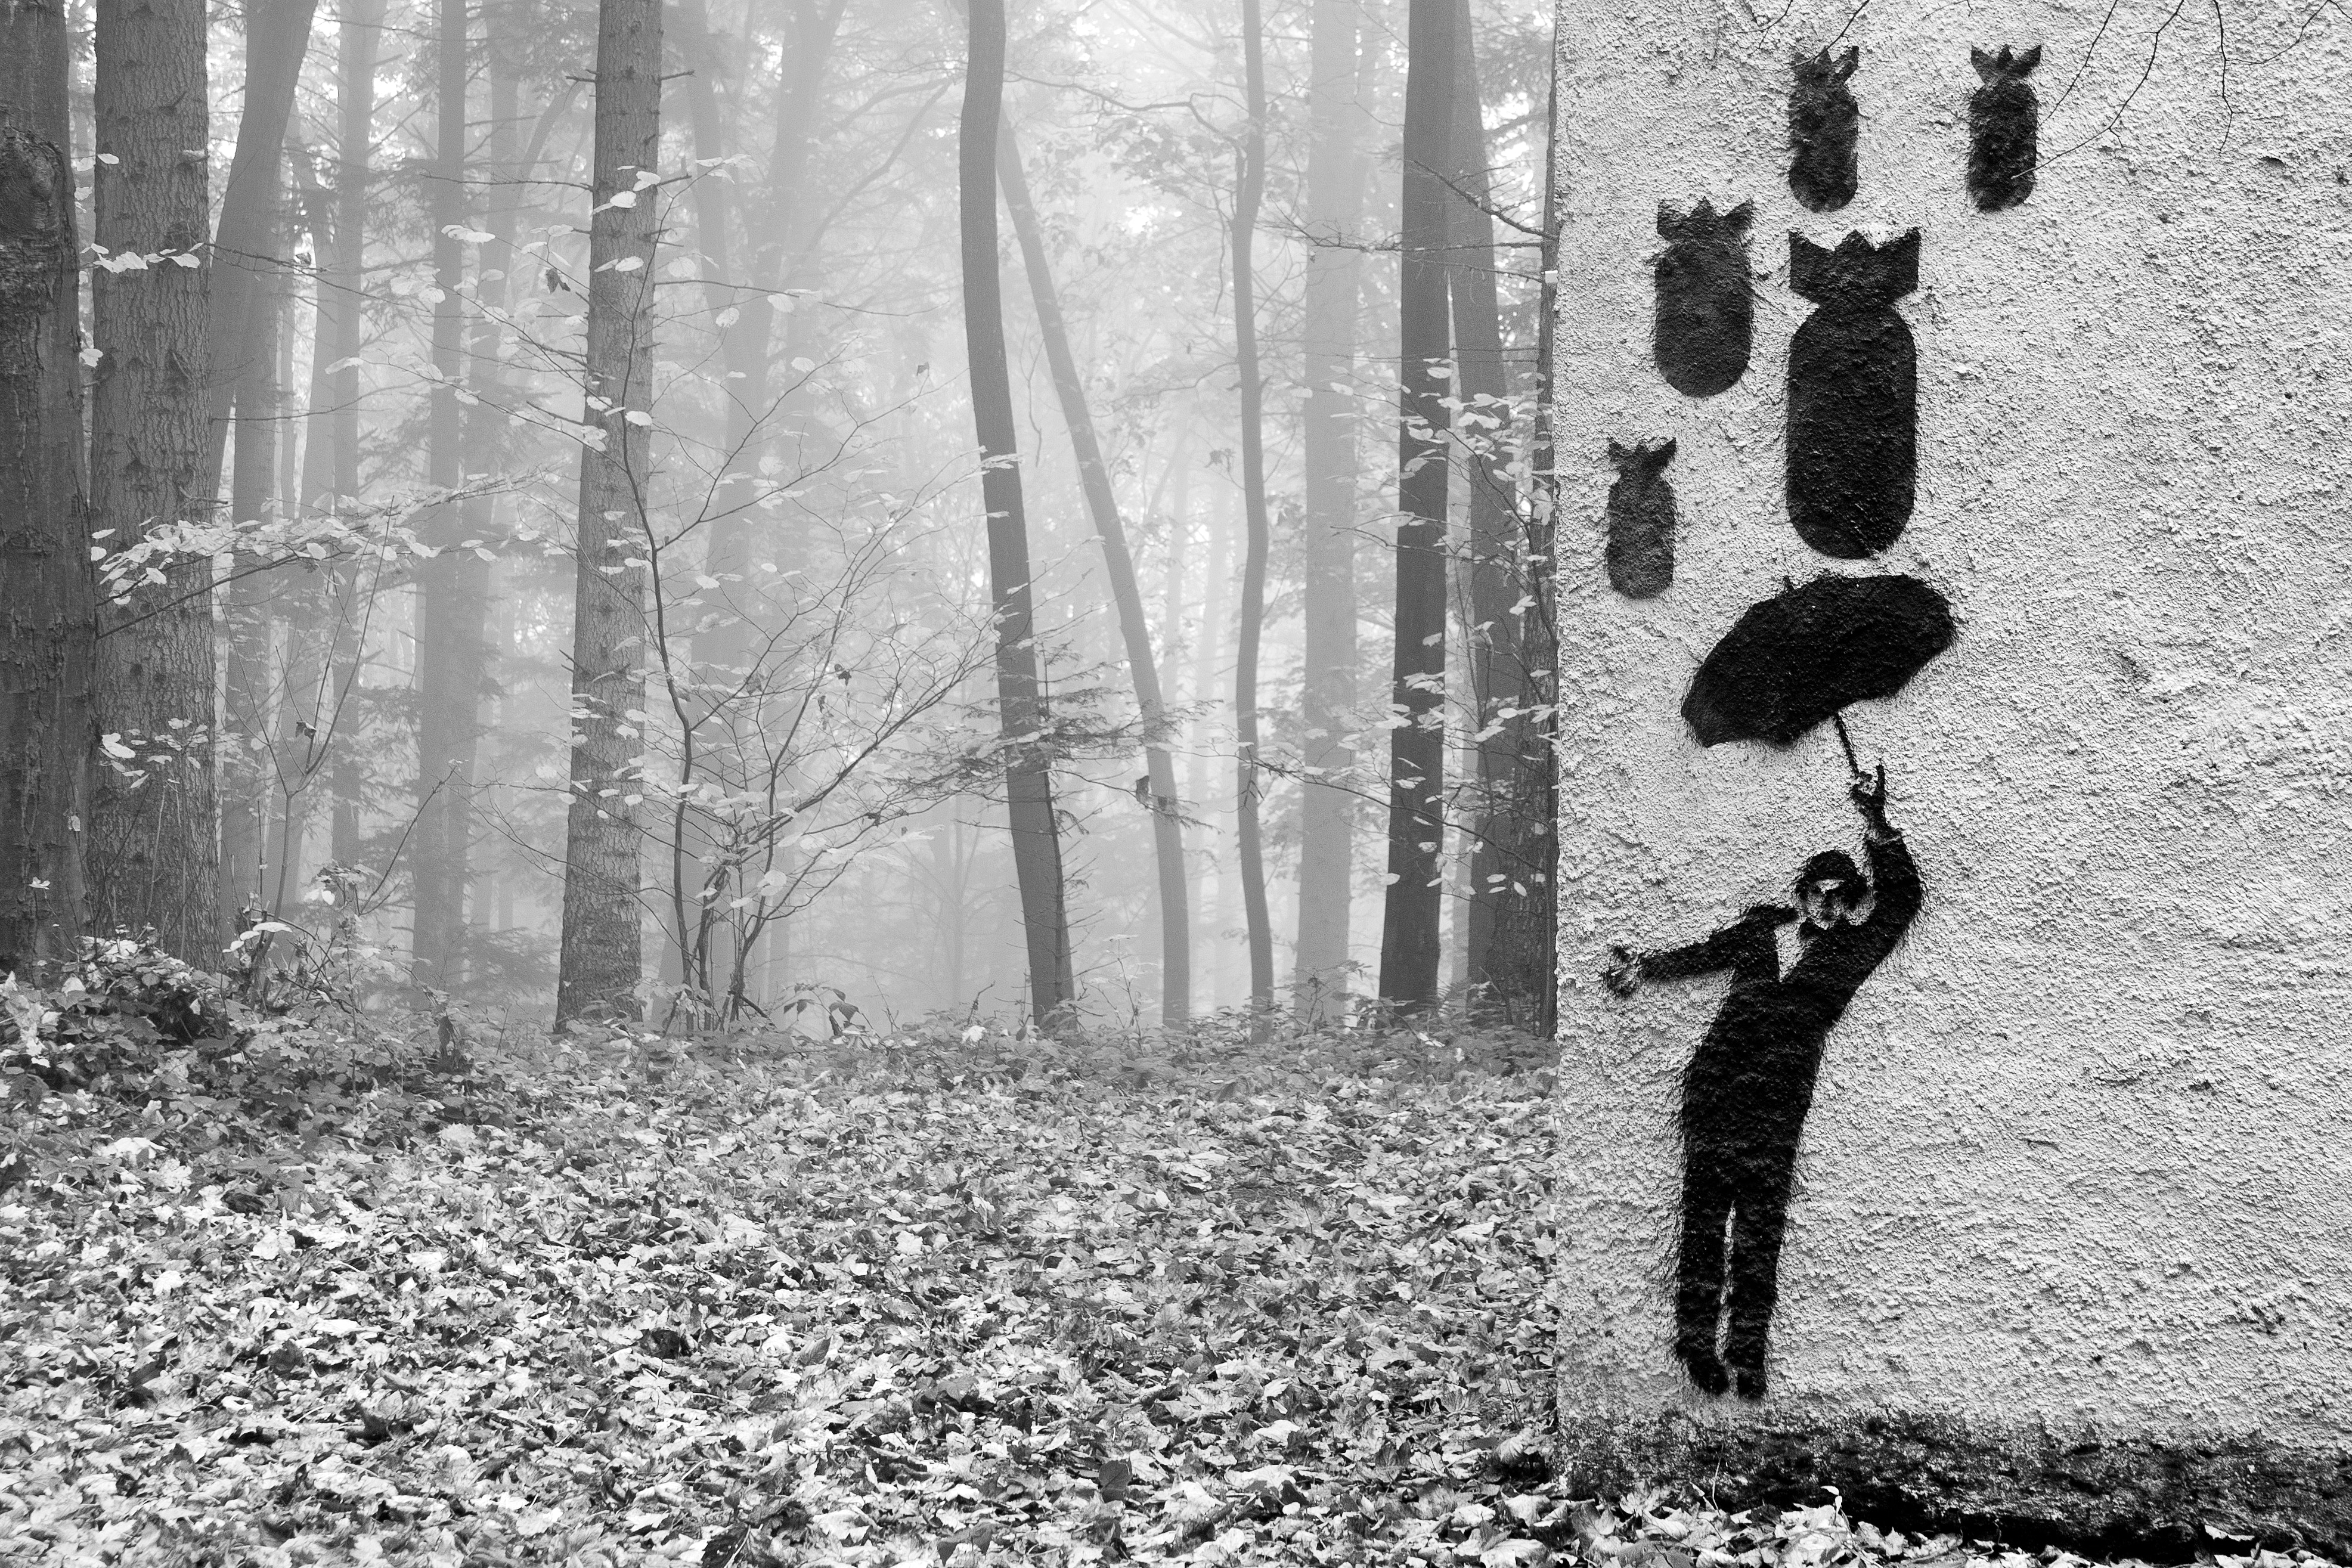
1602, 946, 1641, 998
1849, 761, 1890, 823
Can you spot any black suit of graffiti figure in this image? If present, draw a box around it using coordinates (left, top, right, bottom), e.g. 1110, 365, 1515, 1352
1604, 768, 1920, 1401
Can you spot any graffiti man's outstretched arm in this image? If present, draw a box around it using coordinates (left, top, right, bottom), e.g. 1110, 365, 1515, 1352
1605, 906, 1794, 996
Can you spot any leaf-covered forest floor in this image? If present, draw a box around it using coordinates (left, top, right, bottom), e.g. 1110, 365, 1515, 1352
1, 980, 2326, 1567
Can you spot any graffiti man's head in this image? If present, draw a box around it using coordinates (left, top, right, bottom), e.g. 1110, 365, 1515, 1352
1795, 849, 1867, 930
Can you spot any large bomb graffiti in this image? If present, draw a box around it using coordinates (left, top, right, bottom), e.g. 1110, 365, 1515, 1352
1598, 44, 2031, 1401
1787, 230, 1919, 559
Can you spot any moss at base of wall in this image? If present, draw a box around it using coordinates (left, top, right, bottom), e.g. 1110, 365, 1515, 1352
1557, 1403, 2352, 1558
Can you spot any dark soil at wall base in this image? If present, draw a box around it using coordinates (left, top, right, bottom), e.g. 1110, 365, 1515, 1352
1557, 1405, 2352, 1560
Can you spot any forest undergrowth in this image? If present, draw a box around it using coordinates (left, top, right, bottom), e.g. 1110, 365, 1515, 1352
0, 952, 2310, 1567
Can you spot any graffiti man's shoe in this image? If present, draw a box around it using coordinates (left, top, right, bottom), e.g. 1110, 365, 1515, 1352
1677, 1346, 1731, 1397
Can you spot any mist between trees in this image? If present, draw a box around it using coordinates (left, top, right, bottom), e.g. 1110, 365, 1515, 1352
0, 0, 1562, 1040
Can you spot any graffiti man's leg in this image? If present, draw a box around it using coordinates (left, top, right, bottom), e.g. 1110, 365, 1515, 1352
1674, 1142, 1734, 1396
1722, 1144, 1799, 1399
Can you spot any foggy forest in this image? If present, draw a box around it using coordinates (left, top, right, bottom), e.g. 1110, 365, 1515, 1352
1, 0, 1564, 1039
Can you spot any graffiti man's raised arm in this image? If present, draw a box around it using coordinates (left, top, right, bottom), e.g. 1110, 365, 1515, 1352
1865, 831, 1922, 937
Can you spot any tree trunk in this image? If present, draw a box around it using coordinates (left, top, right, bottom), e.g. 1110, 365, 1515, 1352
199, 0, 320, 498
1447, 0, 1543, 1020
435, 0, 522, 959
553, 0, 662, 1026
997, 122, 1189, 1028
268, 147, 340, 916
1158, 423, 1191, 704
324, 0, 381, 875
1504, 22, 1563, 1039
1291, 0, 1366, 1021
86, 0, 217, 957
1188, 478, 1228, 1005
1230, 0, 1275, 1039
268, 279, 304, 906
202, 0, 315, 944
957, 0, 1074, 1030
1378, 0, 1455, 1013
411, 0, 485, 990
0, 16, 98, 979
218, 219, 282, 928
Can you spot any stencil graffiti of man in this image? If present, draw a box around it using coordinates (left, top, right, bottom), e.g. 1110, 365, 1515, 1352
1602, 767, 1920, 1399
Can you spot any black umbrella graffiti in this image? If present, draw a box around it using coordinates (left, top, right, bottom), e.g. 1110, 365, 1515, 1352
1681, 574, 1954, 764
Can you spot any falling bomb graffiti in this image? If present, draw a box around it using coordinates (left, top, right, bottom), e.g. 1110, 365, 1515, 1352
1786, 229, 1920, 559
1969, 45, 2043, 211
1552, 0, 2352, 1546
1651, 200, 1754, 398
1788, 48, 1861, 213
1605, 439, 1679, 599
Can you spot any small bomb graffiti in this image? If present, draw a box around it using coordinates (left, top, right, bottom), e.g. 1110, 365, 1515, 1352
1787, 48, 1861, 213
1653, 200, 1755, 398
1787, 230, 1920, 559
1969, 45, 2043, 212
1606, 439, 1679, 599
1604, 767, 1920, 1400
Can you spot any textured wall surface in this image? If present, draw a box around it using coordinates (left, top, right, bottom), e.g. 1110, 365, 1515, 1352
1548, 0, 2352, 1530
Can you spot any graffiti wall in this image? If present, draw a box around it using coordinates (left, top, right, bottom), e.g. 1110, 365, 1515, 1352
1550, 0, 2352, 1536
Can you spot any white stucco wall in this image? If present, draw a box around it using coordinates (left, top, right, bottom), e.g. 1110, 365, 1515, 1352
1550, 0, 2352, 1451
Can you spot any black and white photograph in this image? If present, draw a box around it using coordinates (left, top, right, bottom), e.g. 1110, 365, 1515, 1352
1, 0, 2347, 1561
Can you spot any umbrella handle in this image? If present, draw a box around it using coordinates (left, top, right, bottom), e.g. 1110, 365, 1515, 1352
1829, 711, 1864, 779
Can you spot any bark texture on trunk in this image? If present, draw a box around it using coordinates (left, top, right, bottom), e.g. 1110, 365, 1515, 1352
1292, 0, 1367, 1019
553, 0, 663, 1025
999, 123, 1189, 1027
1231, 0, 1275, 1039
1378, 0, 1455, 1012
0, 18, 98, 978
88, 0, 218, 956
959, 0, 1074, 1028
